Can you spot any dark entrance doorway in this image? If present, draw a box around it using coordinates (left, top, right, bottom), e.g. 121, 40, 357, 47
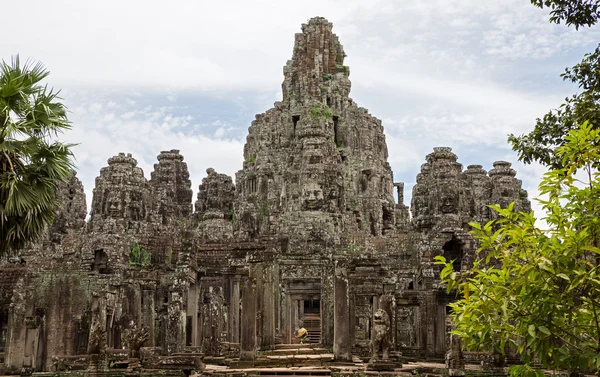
0, 309, 7, 353
443, 237, 463, 272
299, 297, 321, 344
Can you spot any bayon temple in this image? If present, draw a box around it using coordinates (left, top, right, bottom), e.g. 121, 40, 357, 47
0, 17, 531, 376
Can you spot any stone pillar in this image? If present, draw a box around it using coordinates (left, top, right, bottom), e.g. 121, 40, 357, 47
141, 289, 155, 346
394, 182, 404, 206
229, 276, 241, 343
292, 299, 299, 336
379, 294, 395, 350
425, 291, 436, 356
188, 280, 198, 346
321, 265, 334, 347
333, 261, 351, 361
165, 289, 185, 354
282, 285, 290, 344
240, 275, 257, 361
273, 263, 281, 344
260, 264, 275, 347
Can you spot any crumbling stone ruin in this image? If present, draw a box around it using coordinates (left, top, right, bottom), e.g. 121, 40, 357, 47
0, 17, 530, 376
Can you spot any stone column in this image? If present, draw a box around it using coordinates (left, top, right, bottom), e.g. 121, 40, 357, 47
165, 289, 185, 354
394, 182, 404, 206
425, 291, 436, 356
188, 280, 198, 346
229, 276, 241, 343
379, 294, 395, 350
260, 264, 275, 347
282, 285, 290, 344
333, 261, 351, 361
141, 289, 156, 346
321, 265, 334, 347
240, 275, 257, 361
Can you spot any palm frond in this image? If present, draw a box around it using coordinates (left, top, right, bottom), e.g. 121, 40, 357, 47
0, 55, 74, 257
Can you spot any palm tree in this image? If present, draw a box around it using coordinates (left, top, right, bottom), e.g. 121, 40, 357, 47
0, 56, 74, 257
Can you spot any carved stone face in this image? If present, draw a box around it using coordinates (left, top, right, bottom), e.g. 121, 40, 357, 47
373, 309, 389, 325
440, 188, 458, 214
106, 191, 123, 218
412, 194, 429, 217
302, 182, 324, 210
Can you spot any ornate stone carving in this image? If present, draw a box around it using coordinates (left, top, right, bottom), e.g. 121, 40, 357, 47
87, 319, 106, 356
370, 309, 391, 362
445, 334, 465, 376
302, 182, 325, 211
122, 323, 149, 358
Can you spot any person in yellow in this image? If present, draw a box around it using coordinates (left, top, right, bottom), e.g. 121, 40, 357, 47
296, 327, 308, 344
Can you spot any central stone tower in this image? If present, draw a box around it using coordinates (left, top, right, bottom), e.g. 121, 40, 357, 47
234, 17, 406, 253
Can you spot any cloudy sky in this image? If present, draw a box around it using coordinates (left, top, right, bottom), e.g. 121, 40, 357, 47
3, 0, 599, 222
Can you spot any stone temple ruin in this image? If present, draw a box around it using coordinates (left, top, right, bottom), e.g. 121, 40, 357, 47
0, 17, 531, 377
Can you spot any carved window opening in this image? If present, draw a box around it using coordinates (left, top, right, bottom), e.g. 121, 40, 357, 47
369, 213, 377, 236
91, 249, 109, 274
354, 210, 362, 230
248, 178, 257, 194
407, 281, 414, 290
160, 204, 168, 225
333, 116, 340, 146
292, 116, 299, 136
186, 315, 193, 346
326, 96, 332, 107
443, 237, 463, 272
360, 177, 368, 192
280, 237, 289, 253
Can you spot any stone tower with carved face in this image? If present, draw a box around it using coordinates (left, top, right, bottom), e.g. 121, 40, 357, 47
234, 17, 402, 253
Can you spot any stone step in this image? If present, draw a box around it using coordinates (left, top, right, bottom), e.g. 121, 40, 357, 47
253, 354, 334, 368
267, 347, 327, 355
246, 367, 331, 376
248, 371, 331, 376
248, 368, 331, 377
274, 344, 322, 350
250, 374, 331, 376
260, 354, 334, 361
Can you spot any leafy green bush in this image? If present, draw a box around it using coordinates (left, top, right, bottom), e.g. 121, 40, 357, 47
311, 102, 333, 120
129, 244, 151, 267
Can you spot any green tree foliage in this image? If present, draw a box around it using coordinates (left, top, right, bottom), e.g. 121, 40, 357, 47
437, 123, 600, 374
0, 56, 74, 257
129, 244, 151, 267
530, 0, 600, 28
509, 44, 600, 169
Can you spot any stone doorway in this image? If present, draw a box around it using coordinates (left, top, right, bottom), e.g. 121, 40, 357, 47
282, 280, 322, 344
299, 297, 321, 344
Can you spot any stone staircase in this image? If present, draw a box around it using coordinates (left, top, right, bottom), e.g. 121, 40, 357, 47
256, 344, 334, 367
247, 367, 331, 377
302, 315, 321, 344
